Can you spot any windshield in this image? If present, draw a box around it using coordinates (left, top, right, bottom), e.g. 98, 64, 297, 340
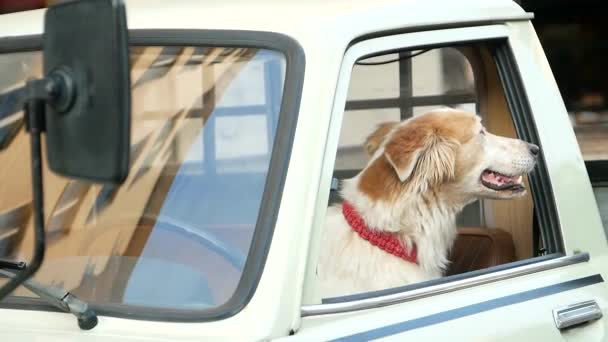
0, 45, 286, 313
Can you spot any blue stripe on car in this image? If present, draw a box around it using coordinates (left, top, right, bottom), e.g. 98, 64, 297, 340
332, 274, 603, 341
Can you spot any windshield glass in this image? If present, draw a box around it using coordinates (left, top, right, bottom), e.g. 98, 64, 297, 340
0, 45, 286, 312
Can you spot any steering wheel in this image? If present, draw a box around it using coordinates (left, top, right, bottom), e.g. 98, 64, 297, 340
78, 214, 247, 272
147, 215, 247, 271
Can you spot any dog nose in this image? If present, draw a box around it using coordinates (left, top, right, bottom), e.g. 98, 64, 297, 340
528, 143, 539, 157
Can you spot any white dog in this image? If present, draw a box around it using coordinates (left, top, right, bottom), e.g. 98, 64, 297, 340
317, 109, 538, 298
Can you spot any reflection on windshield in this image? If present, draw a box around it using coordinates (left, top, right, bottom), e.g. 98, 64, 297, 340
0, 46, 286, 311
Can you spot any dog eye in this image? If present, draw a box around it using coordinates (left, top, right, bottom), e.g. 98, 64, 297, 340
479, 129, 485, 135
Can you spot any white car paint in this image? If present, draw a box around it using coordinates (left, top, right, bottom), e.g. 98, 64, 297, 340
0, 0, 606, 341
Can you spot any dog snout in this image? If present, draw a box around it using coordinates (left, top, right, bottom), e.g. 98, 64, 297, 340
527, 143, 540, 157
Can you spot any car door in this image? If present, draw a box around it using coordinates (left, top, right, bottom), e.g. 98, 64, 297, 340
288, 22, 608, 341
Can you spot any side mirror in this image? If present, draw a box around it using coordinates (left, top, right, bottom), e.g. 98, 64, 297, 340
44, 0, 131, 183
0, 0, 131, 302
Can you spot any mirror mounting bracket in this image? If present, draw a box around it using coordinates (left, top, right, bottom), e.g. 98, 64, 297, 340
0, 76, 59, 301
0, 68, 76, 132
0, 68, 77, 301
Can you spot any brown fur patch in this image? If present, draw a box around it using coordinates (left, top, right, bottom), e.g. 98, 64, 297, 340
358, 155, 403, 201
357, 110, 479, 201
405, 110, 478, 144
364, 122, 399, 156
383, 124, 429, 173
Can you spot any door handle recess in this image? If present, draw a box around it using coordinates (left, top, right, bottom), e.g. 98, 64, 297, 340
553, 300, 603, 330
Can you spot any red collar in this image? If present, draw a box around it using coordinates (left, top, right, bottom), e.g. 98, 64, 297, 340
342, 201, 417, 264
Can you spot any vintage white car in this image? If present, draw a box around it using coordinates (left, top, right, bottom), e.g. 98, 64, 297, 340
0, 0, 606, 340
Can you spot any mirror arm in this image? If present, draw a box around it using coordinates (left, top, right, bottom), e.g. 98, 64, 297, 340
0, 97, 46, 302
0, 73, 69, 301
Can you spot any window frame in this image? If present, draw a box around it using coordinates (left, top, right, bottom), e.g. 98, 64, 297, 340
491, 42, 563, 255
345, 50, 478, 117
0, 29, 305, 322
303, 24, 567, 312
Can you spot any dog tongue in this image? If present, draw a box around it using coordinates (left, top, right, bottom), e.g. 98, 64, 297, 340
482, 170, 521, 187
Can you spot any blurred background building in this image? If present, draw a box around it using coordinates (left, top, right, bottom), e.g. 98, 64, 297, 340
519, 0, 607, 161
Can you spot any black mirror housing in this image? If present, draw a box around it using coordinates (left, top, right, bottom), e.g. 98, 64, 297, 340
43, 0, 131, 184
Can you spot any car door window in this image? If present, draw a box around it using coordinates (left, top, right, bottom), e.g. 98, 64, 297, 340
314, 28, 564, 301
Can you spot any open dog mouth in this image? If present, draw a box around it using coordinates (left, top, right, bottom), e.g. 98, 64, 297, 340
480, 169, 525, 192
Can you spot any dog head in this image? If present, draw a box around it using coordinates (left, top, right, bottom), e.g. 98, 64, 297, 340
359, 109, 538, 202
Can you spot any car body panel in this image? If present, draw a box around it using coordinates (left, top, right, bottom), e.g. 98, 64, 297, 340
0, 0, 605, 341
291, 20, 608, 341
289, 262, 608, 341
506, 20, 608, 256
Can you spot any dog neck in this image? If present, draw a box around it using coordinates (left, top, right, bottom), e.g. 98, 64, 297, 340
342, 200, 418, 263
340, 175, 464, 276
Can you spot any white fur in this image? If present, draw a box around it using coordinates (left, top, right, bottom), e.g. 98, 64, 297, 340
317, 175, 462, 298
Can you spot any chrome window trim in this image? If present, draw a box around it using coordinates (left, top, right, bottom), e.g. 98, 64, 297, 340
301, 252, 589, 316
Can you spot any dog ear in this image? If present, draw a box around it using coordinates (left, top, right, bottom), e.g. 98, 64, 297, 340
383, 124, 458, 186
364, 122, 399, 157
